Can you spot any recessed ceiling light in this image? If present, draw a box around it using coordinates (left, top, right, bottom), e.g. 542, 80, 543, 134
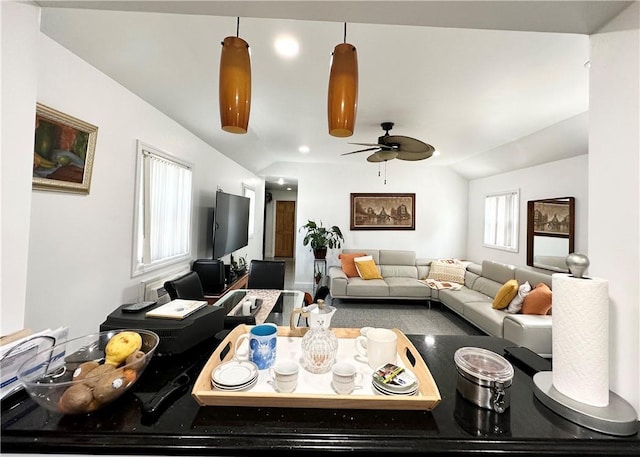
277, 178, 285, 185
433, 150, 441, 157
275, 35, 299, 59
286, 187, 292, 191
298, 145, 310, 153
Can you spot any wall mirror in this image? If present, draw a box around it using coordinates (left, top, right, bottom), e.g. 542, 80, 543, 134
526, 197, 575, 272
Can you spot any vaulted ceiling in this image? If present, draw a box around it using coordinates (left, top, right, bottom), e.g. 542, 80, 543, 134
37, 1, 633, 186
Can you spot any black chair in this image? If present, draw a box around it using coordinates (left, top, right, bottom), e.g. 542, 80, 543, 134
164, 272, 255, 343
164, 271, 205, 300
247, 260, 286, 312
247, 259, 286, 289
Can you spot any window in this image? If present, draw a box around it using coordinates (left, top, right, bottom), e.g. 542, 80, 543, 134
484, 190, 519, 252
243, 184, 256, 238
132, 141, 193, 275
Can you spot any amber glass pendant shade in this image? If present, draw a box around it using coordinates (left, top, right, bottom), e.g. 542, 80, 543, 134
328, 42, 358, 137
219, 36, 251, 134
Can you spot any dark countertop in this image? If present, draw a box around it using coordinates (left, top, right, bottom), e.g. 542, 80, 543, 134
2, 334, 638, 456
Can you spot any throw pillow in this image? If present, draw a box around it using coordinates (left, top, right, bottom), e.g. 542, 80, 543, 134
339, 252, 366, 278
521, 282, 553, 315
492, 279, 519, 309
426, 259, 466, 284
505, 281, 532, 314
354, 255, 383, 280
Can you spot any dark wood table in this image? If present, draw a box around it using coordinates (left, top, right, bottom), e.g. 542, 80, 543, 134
2, 334, 638, 456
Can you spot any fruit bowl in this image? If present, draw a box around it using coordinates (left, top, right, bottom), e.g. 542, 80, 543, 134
17, 329, 159, 414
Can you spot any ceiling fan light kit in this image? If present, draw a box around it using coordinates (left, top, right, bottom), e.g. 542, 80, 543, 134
328, 23, 358, 138
219, 18, 251, 134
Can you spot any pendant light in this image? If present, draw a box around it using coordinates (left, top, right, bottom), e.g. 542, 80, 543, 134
328, 23, 358, 137
219, 17, 251, 134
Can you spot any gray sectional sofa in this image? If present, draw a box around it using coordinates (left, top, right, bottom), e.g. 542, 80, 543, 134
328, 249, 553, 357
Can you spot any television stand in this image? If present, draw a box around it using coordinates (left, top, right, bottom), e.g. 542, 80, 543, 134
204, 273, 248, 306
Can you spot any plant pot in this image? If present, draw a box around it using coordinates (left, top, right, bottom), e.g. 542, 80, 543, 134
313, 247, 327, 259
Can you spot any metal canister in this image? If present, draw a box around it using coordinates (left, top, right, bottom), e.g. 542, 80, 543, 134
454, 347, 514, 413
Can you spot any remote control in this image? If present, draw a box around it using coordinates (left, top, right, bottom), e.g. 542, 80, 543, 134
121, 301, 157, 313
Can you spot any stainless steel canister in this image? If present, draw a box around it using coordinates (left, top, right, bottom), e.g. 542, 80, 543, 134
454, 347, 514, 413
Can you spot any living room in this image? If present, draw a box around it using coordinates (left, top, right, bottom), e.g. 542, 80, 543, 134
2, 0, 638, 420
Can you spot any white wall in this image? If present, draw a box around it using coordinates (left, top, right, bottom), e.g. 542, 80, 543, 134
589, 2, 639, 414
291, 161, 469, 292
0, 1, 39, 335
21, 33, 264, 339
467, 155, 588, 266
264, 188, 297, 258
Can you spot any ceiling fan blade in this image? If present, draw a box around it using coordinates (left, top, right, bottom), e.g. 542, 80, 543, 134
341, 147, 381, 156
348, 142, 384, 147
383, 135, 432, 154
367, 150, 398, 162
396, 149, 435, 161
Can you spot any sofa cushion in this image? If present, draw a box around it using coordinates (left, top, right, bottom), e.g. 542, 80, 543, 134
521, 282, 553, 315
354, 255, 383, 280
516, 267, 552, 289
472, 277, 504, 299
492, 279, 519, 309
346, 277, 389, 297
463, 302, 505, 337
339, 252, 366, 278
379, 249, 416, 266
426, 259, 466, 284
386, 277, 431, 298
380, 265, 418, 279
438, 288, 491, 315
481, 260, 516, 284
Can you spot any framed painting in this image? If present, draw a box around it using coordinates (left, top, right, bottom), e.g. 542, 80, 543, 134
350, 193, 415, 230
531, 198, 573, 236
33, 103, 98, 194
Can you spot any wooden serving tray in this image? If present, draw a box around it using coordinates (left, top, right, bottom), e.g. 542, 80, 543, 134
191, 325, 441, 411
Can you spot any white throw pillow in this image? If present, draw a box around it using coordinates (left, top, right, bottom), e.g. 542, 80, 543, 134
505, 281, 532, 313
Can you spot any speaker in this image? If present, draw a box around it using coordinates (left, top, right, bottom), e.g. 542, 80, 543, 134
192, 259, 225, 294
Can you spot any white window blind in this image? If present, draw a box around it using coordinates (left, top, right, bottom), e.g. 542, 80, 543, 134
484, 190, 519, 252
133, 141, 192, 275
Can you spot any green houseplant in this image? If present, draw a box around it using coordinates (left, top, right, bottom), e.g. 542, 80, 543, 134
300, 220, 344, 259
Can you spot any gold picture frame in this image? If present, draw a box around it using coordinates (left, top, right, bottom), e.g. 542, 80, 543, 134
350, 193, 416, 230
33, 103, 98, 194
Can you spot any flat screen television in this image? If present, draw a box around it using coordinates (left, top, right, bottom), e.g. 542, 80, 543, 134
212, 190, 250, 260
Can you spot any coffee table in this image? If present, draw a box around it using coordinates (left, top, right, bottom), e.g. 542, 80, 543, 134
215, 289, 305, 326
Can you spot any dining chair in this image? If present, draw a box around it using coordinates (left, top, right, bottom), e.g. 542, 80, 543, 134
247, 259, 286, 312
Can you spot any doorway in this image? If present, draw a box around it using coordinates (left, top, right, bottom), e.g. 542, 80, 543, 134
274, 200, 295, 257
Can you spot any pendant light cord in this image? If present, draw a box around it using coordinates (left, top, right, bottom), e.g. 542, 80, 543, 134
236, 17, 240, 37
343, 22, 347, 43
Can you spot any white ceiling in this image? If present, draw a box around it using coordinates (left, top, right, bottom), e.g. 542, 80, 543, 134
36, 1, 634, 186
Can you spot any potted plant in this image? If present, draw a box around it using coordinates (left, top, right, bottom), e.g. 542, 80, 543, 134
300, 220, 344, 259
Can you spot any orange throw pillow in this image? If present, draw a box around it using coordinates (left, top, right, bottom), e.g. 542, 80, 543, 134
339, 252, 366, 278
521, 282, 553, 315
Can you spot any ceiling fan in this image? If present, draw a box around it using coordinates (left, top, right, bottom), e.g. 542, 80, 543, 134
341, 122, 435, 162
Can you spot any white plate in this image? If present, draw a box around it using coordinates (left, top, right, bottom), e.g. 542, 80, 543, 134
372, 366, 418, 392
371, 381, 418, 396
212, 360, 258, 387
213, 376, 258, 392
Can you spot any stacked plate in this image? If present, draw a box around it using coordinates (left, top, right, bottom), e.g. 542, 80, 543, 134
371, 363, 419, 396
211, 360, 258, 391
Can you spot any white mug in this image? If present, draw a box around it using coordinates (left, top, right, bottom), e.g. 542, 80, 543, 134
268, 360, 299, 393
331, 362, 364, 395
355, 328, 397, 369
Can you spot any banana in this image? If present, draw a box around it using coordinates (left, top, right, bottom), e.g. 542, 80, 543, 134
104, 331, 142, 366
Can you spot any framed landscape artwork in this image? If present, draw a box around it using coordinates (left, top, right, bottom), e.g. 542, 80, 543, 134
33, 103, 98, 194
350, 193, 416, 230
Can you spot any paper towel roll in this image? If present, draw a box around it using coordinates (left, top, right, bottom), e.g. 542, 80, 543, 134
551, 273, 609, 407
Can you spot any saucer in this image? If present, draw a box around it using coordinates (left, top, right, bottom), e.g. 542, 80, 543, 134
212, 360, 258, 387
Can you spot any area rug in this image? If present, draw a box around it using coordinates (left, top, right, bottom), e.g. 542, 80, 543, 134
328, 298, 484, 336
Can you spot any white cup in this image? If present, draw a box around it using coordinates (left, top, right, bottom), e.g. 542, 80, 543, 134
331, 362, 364, 395
355, 328, 398, 369
268, 360, 299, 393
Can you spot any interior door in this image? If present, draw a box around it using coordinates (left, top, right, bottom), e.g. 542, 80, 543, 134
274, 200, 295, 257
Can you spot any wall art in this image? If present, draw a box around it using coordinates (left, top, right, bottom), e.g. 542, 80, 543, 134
350, 193, 415, 230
